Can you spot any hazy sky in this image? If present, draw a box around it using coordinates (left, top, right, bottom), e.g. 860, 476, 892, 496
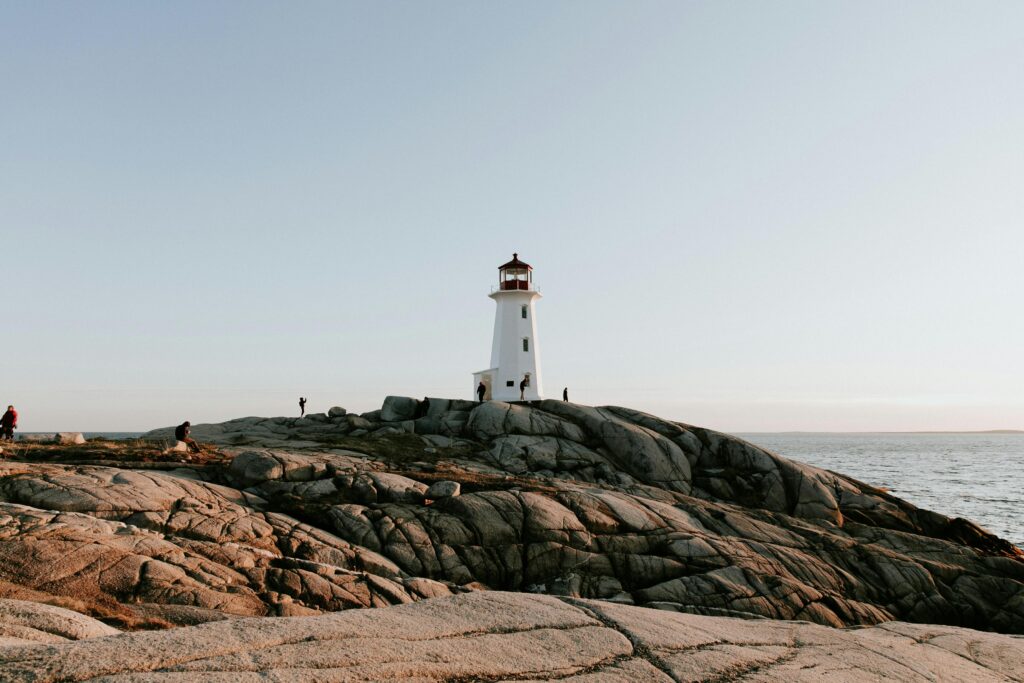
2, 2, 1022, 432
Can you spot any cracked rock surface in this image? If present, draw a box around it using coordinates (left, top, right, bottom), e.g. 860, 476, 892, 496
1, 591, 1023, 681
0, 396, 1022, 676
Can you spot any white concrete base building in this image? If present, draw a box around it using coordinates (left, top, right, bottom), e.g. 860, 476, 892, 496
473, 254, 544, 402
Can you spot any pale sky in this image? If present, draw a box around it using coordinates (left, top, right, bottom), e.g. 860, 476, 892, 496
2, 2, 1022, 432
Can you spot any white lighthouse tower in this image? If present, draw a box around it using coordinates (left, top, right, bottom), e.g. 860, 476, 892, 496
473, 253, 544, 402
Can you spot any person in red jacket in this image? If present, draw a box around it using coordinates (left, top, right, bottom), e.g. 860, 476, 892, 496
1, 406, 17, 441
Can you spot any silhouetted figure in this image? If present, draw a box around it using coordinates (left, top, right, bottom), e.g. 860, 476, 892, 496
477, 381, 486, 402
174, 421, 201, 454
519, 377, 527, 401
563, 387, 568, 402
1, 405, 17, 441
415, 398, 430, 419
299, 397, 307, 417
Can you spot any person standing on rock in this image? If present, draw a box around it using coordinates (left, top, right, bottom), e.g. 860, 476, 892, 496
299, 397, 307, 417
0, 406, 16, 441
477, 382, 486, 403
519, 376, 528, 401
174, 421, 201, 454
563, 387, 569, 402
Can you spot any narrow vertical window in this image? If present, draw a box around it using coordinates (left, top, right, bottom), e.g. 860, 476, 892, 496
522, 338, 529, 352
521, 305, 527, 319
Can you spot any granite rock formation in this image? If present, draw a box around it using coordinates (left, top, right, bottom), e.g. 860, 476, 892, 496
0, 397, 1021, 650
2, 592, 1023, 682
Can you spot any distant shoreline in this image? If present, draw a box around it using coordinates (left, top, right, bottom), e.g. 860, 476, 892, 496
14, 432, 144, 439
741, 430, 1024, 435
13, 429, 1024, 438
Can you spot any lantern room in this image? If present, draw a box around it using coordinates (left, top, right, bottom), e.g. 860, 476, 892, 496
498, 253, 533, 291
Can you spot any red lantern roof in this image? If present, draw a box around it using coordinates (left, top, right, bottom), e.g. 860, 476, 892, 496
498, 253, 532, 270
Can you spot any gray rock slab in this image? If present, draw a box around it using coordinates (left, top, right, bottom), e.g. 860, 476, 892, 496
426, 480, 460, 499
1, 593, 1023, 682
0, 599, 119, 641
381, 396, 420, 422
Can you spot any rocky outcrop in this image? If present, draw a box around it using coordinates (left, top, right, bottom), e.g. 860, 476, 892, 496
0, 398, 1019, 642
2, 592, 1023, 681
0, 463, 452, 624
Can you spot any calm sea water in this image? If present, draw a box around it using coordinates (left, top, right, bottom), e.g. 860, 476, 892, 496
740, 433, 1024, 549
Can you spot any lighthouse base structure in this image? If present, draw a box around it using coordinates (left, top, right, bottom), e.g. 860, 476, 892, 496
473, 368, 542, 403
472, 369, 496, 401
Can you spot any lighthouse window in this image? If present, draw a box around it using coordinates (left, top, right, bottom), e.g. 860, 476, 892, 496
522, 338, 529, 352
521, 305, 527, 319
506, 381, 515, 387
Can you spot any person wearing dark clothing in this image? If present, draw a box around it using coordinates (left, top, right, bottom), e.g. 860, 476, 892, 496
1, 406, 17, 441
299, 397, 307, 417
174, 421, 201, 453
519, 377, 527, 401
477, 382, 486, 402
563, 388, 569, 402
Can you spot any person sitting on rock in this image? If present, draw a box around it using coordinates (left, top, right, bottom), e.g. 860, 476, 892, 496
174, 421, 201, 453
299, 397, 307, 417
477, 382, 486, 403
0, 405, 16, 441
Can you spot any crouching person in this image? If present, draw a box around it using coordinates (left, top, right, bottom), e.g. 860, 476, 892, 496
174, 420, 202, 453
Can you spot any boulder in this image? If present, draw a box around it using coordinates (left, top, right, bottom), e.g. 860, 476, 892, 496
423, 398, 477, 416
54, 433, 86, 445
381, 396, 420, 422
228, 451, 284, 487
346, 415, 373, 430
328, 406, 347, 418
426, 480, 461, 499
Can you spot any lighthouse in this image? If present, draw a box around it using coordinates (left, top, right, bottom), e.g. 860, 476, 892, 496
473, 253, 544, 402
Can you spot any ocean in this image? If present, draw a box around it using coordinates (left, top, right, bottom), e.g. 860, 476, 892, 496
740, 432, 1024, 549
